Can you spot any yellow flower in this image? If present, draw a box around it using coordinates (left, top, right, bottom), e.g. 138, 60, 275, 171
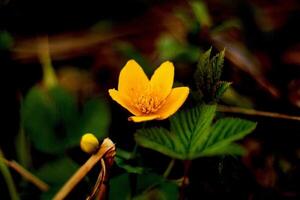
108, 60, 189, 122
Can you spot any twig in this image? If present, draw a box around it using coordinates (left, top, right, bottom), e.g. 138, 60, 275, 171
217, 105, 300, 122
163, 159, 175, 178
53, 138, 115, 200
0, 150, 20, 200
1, 158, 49, 191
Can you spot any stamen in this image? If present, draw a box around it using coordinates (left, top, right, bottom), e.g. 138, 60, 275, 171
132, 86, 165, 114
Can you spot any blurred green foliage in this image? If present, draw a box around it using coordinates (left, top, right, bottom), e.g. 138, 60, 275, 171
22, 86, 110, 154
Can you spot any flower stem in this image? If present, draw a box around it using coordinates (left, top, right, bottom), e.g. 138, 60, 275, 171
180, 160, 191, 200
0, 149, 20, 200
218, 105, 300, 121
163, 159, 175, 178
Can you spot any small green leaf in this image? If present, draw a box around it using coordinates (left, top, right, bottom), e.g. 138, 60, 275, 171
194, 48, 227, 103
211, 49, 225, 83
115, 157, 145, 174
215, 81, 232, 100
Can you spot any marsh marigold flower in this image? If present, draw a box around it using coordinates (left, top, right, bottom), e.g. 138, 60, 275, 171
108, 60, 189, 122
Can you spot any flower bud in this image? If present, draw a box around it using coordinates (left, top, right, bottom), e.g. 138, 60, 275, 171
80, 133, 99, 154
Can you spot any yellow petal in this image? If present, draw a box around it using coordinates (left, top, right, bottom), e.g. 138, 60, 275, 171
128, 115, 160, 122
109, 89, 142, 116
156, 87, 189, 119
150, 61, 174, 100
118, 60, 149, 98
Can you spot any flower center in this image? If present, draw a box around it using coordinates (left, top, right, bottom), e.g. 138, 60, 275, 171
132, 86, 165, 114
135, 95, 164, 114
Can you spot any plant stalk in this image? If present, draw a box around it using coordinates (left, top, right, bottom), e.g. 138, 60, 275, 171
179, 160, 191, 200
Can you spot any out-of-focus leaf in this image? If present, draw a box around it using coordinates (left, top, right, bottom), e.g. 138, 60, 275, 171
0, 31, 13, 50
134, 173, 178, 200
115, 42, 152, 75
35, 157, 78, 185
77, 98, 110, 143
190, 1, 212, 27
221, 87, 254, 108
115, 157, 145, 174
109, 174, 131, 200
156, 35, 200, 62
22, 86, 110, 154
15, 128, 31, 168
215, 81, 232, 100
35, 157, 79, 200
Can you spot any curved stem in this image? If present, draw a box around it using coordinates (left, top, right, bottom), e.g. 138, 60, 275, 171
0, 149, 20, 200
163, 159, 175, 178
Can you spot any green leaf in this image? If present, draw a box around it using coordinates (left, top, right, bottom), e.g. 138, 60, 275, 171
194, 48, 226, 103
156, 35, 200, 62
22, 86, 76, 154
115, 157, 145, 174
135, 105, 256, 160
192, 118, 256, 158
215, 81, 232, 100
170, 104, 217, 155
190, 1, 212, 27
109, 174, 131, 200
211, 49, 225, 83
135, 127, 185, 160
134, 173, 179, 200
135, 105, 217, 160
22, 86, 110, 154
35, 157, 79, 185
74, 98, 110, 146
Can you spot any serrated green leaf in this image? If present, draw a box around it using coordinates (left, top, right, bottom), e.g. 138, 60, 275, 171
215, 81, 232, 99
135, 105, 217, 160
171, 104, 217, 154
191, 118, 256, 158
135, 128, 185, 160
199, 143, 246, 157
135, 104, 256, 160
211, 49, 225, 83
194, 48, 227, 103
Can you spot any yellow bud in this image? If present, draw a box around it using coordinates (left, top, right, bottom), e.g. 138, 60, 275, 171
80, 133, 99, 154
